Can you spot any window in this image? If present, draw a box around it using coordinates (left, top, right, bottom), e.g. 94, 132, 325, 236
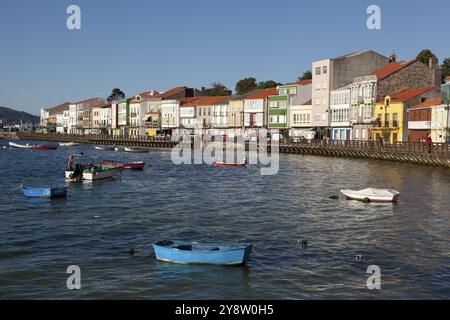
315, 67, 321, 75
323, 66, 327, 74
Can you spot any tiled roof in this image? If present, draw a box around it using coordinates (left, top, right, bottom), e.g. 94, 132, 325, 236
377, 87, 434, 103
371, 60, 415, 80
286, 79, 312, 86
244, 87, 277, 100
181, 96, 230, 107
48, 102, 71, 115
73, 97, 104, 105
409, 96, 442, 109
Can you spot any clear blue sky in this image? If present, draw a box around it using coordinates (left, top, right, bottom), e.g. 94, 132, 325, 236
0, 0, 449, 114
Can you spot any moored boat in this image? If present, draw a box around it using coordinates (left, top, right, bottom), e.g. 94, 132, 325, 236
32, 145, 58, 150
9, 142, 33, 149
65, 164, 118, 181
153, 240, 253, 265
94, 145, 116, 151
340, 188, 400, 203
213, 161, 246, 167
21, 186, 67, 198
59, 142, 79, 147
124, 147, 149, 153
98, 160, 145, 170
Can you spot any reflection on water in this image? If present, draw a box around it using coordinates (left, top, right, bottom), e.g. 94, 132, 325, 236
0, 140, 449, 299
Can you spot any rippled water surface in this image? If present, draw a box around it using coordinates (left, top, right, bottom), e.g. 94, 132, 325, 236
0, 140, 449, 299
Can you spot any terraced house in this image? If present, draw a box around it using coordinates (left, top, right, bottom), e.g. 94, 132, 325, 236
68, 98, 104, 134
243, 87, 276, 136
350, 57, 441, 141
372, 87, 438, 143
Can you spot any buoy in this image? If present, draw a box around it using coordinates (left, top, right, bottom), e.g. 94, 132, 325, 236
297, 239, 308, 248
128, 248, 135, 256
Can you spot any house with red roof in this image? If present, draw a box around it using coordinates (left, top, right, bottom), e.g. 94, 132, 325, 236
407, 97, 440, 142
243, 87, 277, 135
372, 87, 438, 143
350, 57, 441, 141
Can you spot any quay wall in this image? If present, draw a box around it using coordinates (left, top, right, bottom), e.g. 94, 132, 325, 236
13, 133, 450, 168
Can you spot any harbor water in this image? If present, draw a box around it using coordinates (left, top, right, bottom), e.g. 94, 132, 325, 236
0, 140, 449, 299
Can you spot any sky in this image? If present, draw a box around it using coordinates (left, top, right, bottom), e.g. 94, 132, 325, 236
0, 0, 449, 114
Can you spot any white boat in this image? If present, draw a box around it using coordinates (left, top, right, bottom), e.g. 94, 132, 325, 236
59, 142, 79, 147
94, 145, 116, 151
65, 165, 118, 181
124, 147, 149, 153
340, 188, 400, 203
9, 142, 33, 149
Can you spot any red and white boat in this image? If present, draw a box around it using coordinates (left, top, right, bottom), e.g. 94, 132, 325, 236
212, 161, 246, 168
98, 160, 145, 170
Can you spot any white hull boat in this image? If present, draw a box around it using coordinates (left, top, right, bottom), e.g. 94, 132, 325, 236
340, 188, 400, 203
94, 145, 116, 151
124, 147, 149, 153
9, 142, 33, 149
65, 166, 118, 181
60, 142, 79, 147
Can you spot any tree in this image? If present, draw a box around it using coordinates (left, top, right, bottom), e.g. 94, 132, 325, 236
204, 82, 232, 96
235, 77, 257, 95
441, 57, 450, 82
107, 88, 126, 102
255, 80, 281, 90
298, 70, 312, 81
416, 49, 435, 65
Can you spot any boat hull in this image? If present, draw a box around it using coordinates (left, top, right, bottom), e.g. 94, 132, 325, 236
60, 142, 79, 147
153, 242, 252, 265
124, 148, 149, 153
65, 167, 118, 181
94, 145, 116, 151
340, 188, 400, 202
9, 142, 33, 149
22, 186, 67, 198
213, 161, 246, 167
99, 160, 145, 170
32, 145, 57, 150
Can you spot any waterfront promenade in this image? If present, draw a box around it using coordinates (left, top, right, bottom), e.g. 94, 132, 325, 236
9, 132, 450, 168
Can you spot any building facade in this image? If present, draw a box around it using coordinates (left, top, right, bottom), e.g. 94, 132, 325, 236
330, 86, 352, 141
311, 50, 389, 135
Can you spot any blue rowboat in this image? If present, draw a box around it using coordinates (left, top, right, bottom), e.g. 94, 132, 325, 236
153, 240, 252, 266
21, 186, 67, 198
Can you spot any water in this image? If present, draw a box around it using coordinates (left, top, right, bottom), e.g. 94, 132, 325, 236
0, 140, 449, 299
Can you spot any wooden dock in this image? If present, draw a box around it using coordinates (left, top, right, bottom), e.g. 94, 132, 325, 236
14, 133, 450, 168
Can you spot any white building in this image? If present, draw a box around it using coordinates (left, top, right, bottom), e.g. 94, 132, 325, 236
68, 98, 104, 134
311, 51, 389, 136
243, 88, 276, 133
161, 99, 180, 134
330, 86, 352, 141
211, 100, 230, 136
55, 113, 65, 133
289, 100, 315, 139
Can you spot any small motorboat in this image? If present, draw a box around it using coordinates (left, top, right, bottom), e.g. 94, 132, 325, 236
124, 147, 149, 153
213, 161, 246, 167
94, 145, 116, 151
153, 240, 253, 266
65, 164, 118, 181
59, 142, 79, 147
340, 188, 400, 203
98, 160, 145, 170
21, 186, 67, 198
32, 145, 58, 150
9, 142, 34, 149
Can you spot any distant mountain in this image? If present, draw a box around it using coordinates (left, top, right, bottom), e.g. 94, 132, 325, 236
0, 106, 39, 125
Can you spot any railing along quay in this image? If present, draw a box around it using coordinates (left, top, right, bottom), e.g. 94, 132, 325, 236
277, 139, 449, 167
14, 133, 450, 168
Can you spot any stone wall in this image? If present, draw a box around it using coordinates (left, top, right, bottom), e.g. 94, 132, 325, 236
377, 61, 438, 100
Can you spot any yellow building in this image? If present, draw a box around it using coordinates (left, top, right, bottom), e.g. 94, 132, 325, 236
372, 87, 435, 143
